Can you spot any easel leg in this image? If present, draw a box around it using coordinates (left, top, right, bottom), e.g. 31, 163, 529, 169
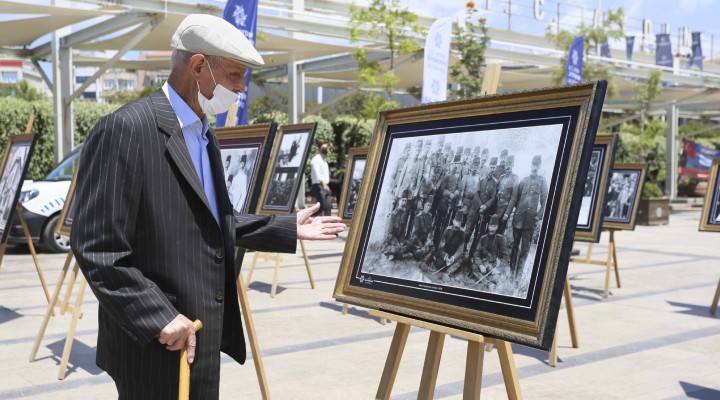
463, 340, 485, 399
610, 230, 621, 288
375, 323, 411, 400
30, 251, 74, 361
418, 331, 445, 400
585, 242, 593, 263
564, 278, 579, 348
603, 238, 612, 299
495, 340, 522, 400
245, 252, 260, 288
298, 239, 315, 289
58, 274, 87, 380
17, 203, 52, 307
237, 274, 270, 400
711, 277, 720, 316
61, 263, 80, 315
270, 254, 281, 298
341, 303, 349, 315
548, 327, 558, 367
0, 243, 6, 270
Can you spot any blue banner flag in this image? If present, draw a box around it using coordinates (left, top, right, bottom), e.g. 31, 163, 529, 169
421, 17, 452, 103
686, 32, 703, 71
626, 36, 634, 61
600, 40, 611, 58
655, 33, 673, 68
215, 0, 259, 128
565, 36, 584, 84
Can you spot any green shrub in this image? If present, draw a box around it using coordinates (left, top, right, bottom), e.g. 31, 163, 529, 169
642, 182, 664, 199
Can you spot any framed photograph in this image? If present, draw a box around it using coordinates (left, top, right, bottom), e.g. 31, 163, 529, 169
215, 123, 278, 216
337, 147, 369, 224
257, 122, 317, 215
0, 133, 40, 243
334, 82, 607, 350
699, 158, 720, 232
574, 134, 618, 242
602, 163, 647, 231
56, 165, 80, 238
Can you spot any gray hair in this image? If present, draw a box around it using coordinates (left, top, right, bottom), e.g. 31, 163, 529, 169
170, 49, 221, 69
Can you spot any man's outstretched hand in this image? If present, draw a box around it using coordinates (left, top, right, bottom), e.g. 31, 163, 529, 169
297, 202, 346, 240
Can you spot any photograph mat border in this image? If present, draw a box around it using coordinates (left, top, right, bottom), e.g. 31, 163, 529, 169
337, 147, 369, 224
353, 115, 575, 311
574, 134, 617, 243
601, 163, 647, 231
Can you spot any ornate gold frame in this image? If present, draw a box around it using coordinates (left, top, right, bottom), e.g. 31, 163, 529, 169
602, 163, 647, 231
337, 147, 369, 224
574, 134, 618, 242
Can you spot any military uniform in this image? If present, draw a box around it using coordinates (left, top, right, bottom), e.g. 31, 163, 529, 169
403, 206, 434, 260
495, 157, 518, 235
382, 202, 409, 259
505, 157, 547, 275
433, 167, 461, 246
428, 223, 465, 272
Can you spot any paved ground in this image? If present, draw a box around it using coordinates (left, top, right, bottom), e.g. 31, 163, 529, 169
0, 209, 718, 399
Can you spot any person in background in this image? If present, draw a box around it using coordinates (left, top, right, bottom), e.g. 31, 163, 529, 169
310, 141, 332, 216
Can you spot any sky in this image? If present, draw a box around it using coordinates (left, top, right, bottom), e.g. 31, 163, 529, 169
363, 0, 720, 58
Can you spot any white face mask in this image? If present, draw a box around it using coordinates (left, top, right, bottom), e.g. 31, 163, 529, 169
197, 64, 238, 115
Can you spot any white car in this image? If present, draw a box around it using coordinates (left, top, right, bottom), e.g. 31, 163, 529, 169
8, 146, 82, 253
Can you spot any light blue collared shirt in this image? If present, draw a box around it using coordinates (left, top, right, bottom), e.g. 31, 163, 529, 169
162, 82, 220, 224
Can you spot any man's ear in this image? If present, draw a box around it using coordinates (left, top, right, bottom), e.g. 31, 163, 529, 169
188, 54, 207, 80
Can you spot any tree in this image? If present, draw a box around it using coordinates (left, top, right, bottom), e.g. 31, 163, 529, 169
546, 8, 625, 97
634, 69, 662, 113
448, 2, 490, 100
0, 80, 46, 102
348, 0, 426, 102
248, 90, 287, 119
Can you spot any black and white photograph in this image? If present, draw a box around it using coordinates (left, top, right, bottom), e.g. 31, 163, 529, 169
575, 135, 617, 242
602, 163, 646, 231
361, 126, 558, 299
258, 123, 316, 214
699, 158, 720, 232
215, 123, 277, 216
0, 134, 38, 242
222, 147, 259, 214
337, 147, 368, 223
335, 82, 607, 350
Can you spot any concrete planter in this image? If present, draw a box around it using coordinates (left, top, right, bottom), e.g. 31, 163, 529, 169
637, 197, 670, 226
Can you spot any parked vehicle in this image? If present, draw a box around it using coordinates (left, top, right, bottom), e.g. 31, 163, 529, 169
7, 146, 82, 253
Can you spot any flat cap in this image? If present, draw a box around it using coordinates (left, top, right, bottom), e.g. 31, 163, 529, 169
171, 14, 264, 68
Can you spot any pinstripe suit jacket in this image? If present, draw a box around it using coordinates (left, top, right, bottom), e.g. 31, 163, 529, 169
70, 90, 297, 393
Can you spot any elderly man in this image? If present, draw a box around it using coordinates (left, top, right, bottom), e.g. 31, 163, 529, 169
70, 14, 345, 399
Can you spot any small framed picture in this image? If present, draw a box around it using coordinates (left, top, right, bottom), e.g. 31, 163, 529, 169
337, 147, 369, 224
602, 163, 647, 231
574, 134, 618, 242
0, 133, 39, 243
215, 123, 278, 216
257, 123, 317, 215
56, 165, 80, 239
334, 82, 607, 350
699, 158, 720, 232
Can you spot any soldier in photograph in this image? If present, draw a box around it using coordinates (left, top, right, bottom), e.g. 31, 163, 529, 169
474, 214, 508, 288
402, 198, 435, 260
477, 148, 490, 181
382, 194, 410, 260
434, 162, 462, 246
504, 155, 547, 276
495, 155, 518, 235
458, 156, 482, 224
472, 156, 499, 252
397, 139, 425, 237
427, 212, 465, 274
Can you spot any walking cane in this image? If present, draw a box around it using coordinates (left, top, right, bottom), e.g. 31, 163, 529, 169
179, 320, 203, 400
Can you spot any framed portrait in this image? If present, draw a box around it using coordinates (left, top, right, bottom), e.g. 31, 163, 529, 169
257, 122, 317, 215
602, 163, 647, 231
699, 158, 720, 232
215, 123, 278, 216
337, 147, 369, 224
56, 165, 80, 238
574, 134, 618, 242
0, 133, 40, 243
334, 82, 607, 350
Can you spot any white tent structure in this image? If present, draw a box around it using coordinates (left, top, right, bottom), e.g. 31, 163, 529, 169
1, 0, 720, 198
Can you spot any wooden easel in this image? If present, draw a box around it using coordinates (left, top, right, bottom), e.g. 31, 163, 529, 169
369, 310, 522, 400
30, 250, 88, 379
711, 277, 720, 316
236, 269, 271, 399
0, 115, 53, 309
243, 239, 314, 298
569, 229, 620, 298
548, 277, 579, 367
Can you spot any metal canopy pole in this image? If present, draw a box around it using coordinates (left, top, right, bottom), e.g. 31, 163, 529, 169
288, 61, 299, 124
666, 103, 678, 199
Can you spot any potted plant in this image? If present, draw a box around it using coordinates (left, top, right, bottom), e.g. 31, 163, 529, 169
637, 182, 670, 225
